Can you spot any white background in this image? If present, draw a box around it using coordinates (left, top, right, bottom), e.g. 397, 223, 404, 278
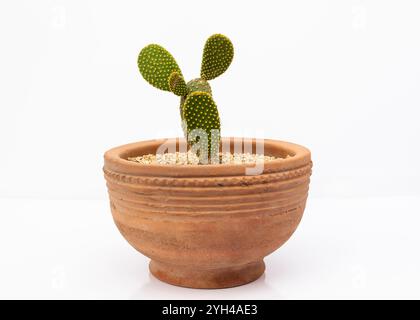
0, 0, 419, 299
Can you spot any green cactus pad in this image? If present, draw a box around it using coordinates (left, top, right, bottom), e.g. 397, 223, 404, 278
169, 71, 188, 96
186, 78, 212, 95
201, 34, 234, 81
138, 44, 182, 91
183, 92, 221, 159
179, 78, 212, 120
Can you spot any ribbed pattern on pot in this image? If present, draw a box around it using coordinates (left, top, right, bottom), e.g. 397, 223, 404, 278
104, 160, 312, 268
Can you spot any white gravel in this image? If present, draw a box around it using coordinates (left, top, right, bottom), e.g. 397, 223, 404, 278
128, 152, 281, 165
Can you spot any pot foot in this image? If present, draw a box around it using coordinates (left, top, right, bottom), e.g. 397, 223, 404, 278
149, 260, 265, 289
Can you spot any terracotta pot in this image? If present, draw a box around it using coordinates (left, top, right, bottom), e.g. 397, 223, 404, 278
103, 138, 312, 289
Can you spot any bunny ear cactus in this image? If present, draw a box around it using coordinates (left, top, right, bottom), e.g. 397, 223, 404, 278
137, 34, 234, 163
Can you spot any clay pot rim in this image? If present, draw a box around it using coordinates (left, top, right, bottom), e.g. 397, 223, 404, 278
104, 137, 311, 177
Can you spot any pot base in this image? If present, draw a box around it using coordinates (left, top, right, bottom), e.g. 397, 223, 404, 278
149, 260, 265, 289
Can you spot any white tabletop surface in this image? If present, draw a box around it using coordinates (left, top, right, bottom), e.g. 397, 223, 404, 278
1, 195, 419, 300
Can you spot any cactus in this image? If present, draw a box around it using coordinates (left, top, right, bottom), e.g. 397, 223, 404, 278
137, 34, 234, 163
